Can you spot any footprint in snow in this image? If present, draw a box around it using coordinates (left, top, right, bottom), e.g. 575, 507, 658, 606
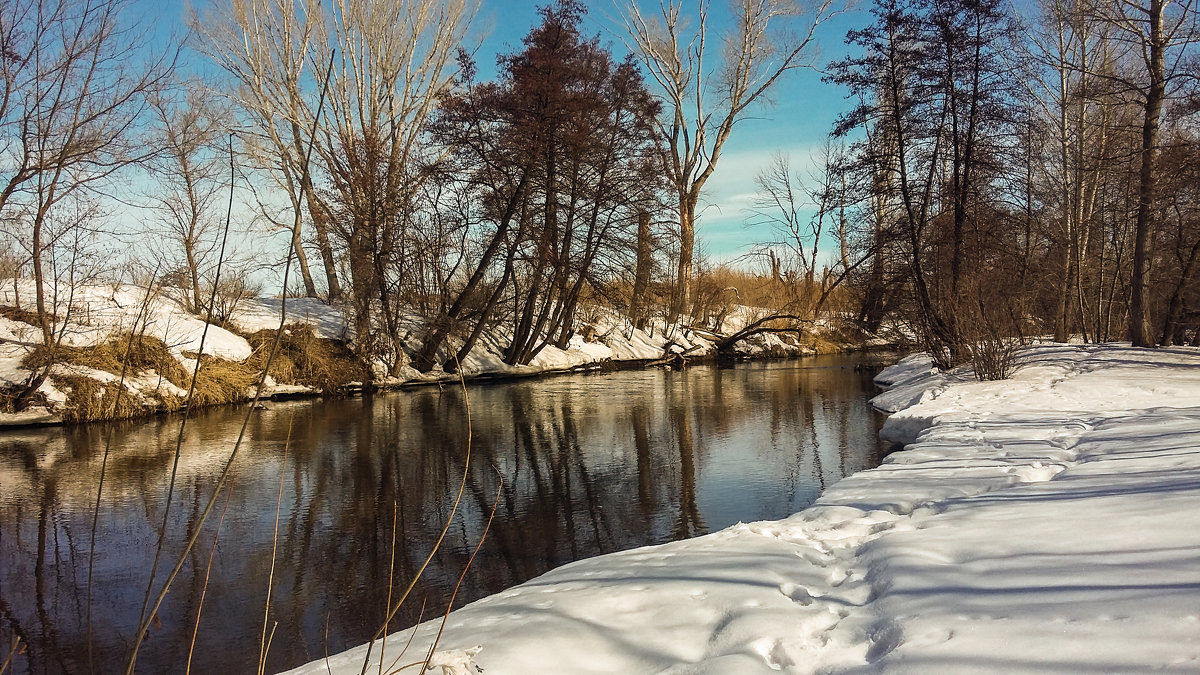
779, 582, 818, 606
755, 639, 795, 671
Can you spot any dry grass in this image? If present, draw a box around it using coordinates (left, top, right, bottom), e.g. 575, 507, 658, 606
0, 385, 47, 414
23, 333, 261, 421
801, 333, 843, 355
188, 356, 258, 407
49, 375, 160, 422
15, 322, 367, 422
23, 335, 190, 386
245, 323, 367, 392
0, 304, 46, 326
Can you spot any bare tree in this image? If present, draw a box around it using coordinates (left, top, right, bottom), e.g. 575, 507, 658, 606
194, 0, 333, 300
748, 148, 835, 295
621, 0, 838, 317
199, 0, 475, 374
0, 0, 171, 407
748, 140, 874, 320
1017, 0, 1117, 342
315, 0, 477, 375
146, 87, 228, 313
1096, 0, 1199, 345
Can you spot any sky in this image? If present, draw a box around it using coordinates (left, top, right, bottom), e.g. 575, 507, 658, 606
143, 0, 868, 268
473, 0, 868, 266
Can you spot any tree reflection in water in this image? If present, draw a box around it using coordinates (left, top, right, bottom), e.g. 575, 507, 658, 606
0, 355, 890, 674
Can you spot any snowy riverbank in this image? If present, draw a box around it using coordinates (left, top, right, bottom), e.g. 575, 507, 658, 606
286, 343, 1200, 674
0, 282, 836, 425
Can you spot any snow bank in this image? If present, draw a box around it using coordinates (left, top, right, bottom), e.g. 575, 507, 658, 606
874, 344, 1200, 445
286, 343, 1200, 674
0, 281, 251, 360
0, 283, 826, 424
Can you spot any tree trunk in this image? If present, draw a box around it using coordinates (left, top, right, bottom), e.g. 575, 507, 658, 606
291, 206, 318, 298
674, 194, 696, 319
1159, 235, 1200, 345
412, 175, 528, 373
629, 211, 653, 330
348, 225, 376, 367
32, 204, 53, 347
186, 239, 202, 314
307, 191, 342, 301
1129, 0, 1164, 347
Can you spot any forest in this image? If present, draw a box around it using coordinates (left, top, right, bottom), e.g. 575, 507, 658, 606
0, 0, 1198, 406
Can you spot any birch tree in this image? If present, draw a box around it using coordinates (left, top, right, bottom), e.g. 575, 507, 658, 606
1018, 0, 1118, 342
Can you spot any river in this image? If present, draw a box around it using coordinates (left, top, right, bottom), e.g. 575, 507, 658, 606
0, 354, 891, 674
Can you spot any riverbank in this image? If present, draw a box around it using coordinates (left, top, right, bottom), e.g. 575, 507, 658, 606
286, 342, 1200, 674
0, 281, 883, 426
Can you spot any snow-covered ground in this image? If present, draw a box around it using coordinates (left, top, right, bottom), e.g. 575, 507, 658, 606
284, 343, 1200, 674
0, 281, 821, 424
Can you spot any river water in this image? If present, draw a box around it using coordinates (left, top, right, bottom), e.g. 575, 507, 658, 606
0, 354, 891, 674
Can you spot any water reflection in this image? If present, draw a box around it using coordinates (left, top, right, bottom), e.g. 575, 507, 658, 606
0, 355, 889, 674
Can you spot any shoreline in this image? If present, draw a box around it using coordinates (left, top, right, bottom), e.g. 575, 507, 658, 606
282, 342, 1200, 674
1, 282, 905, 429
0, 340, 899, 430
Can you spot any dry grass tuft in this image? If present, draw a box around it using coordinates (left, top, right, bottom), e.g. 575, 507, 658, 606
23, 334, 190, 386
12, 319, 372, 423
51, 375, 154, 422
22, 333, 264, 420
245, 323, 367, 392
0, 305, 46, 326
801, 333, 843, 355
189, 356, 257, 407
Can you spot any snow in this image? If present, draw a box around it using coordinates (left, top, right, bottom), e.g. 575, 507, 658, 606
228, 296, 351, 339
285, 343, 1200, 674
0, 281, 825, 424
0, 281, 252, 360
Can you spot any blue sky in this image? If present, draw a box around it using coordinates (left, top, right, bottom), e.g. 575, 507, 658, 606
474, 0, 866, 265
147, 0, 865, 266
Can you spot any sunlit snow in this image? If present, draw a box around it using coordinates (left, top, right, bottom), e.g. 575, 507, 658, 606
285, 343, 1200, 674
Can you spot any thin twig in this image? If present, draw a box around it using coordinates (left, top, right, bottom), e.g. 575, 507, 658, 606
86, 268, 158, 670
259, 423, 292, 675
324, 611, 333, 675
185, 481, 235, 675
1, 636, 21, 674
382, 599, 427, 675
378, 501, 399, 675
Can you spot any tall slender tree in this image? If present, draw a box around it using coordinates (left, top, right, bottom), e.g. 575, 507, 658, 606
621, 0, 838, 318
